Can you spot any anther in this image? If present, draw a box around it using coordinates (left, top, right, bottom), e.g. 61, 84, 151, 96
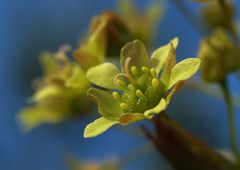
116, 79, 126, 87
136, 89, 144, 98
130, 66, 138, 75
141, 66, 149, 73
152, 78, 159, 88
120, 103, 129, 111
112, 92, 120, 100
150, 68, 157, 77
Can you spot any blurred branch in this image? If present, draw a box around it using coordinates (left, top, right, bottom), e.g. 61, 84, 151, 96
142, 113, 238, 170
185, 78, 240, 109
220, 79, 240, 166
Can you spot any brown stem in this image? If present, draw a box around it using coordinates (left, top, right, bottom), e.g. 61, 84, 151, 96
142, 113, 238, 170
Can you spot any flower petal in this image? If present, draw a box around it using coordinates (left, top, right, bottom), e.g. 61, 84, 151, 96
119, 113, 145, 125
151, 37, 178, 73
87, 63, 119, 89
120, 39, 149, 71
167, 58, 201, 90
166, 82, 183, 105
84, 117, 118, 138
73, 21, 106, 70
144, 98, 167, 119
32, 86, 63, 102
87, 88, 122, 119
18, 107, 64, 132
65, 65, 89, 91
160, 42, 177, 86
39, 52, 58, 76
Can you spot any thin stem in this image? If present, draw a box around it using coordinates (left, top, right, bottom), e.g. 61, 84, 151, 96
169, 0, 209, 36
220, 79, 240, 165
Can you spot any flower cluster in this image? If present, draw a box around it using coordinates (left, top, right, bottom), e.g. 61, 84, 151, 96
119, 0, 162, 46
198, 28, 240, 82
18, 46, 91, 131
18, 3, 164, 131
84, 38, 201, 138
201, 1, 235, 33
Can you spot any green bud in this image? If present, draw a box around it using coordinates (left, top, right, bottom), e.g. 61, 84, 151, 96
202, 1, 235, 32
198, 29, 240, 82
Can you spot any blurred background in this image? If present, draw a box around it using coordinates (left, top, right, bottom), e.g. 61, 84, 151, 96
0, 0, 240, 170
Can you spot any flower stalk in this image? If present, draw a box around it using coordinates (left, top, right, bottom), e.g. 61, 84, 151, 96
220, 79, 240, 166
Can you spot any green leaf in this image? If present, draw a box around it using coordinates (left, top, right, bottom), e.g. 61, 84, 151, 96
87, 88, 122, 119
87, 63, 119, 89
65, 65, 89, 91
167, 58, 201, 90
119, 113, 145, 125
151, 37, 178, 73
18, 107, 64, 132
144, 98, 167, 118
84, 117, 118, 138
120, 39, 149, 71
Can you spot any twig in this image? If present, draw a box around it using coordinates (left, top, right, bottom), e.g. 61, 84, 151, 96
220, 79, 240, 167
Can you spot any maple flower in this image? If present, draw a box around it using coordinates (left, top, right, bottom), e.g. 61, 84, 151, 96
84, 38, 201, 138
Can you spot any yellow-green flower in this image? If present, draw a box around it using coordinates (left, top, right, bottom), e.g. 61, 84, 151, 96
198, 28, 240, 82
118, 0, 163, 46
84, 38, 201, 138
73, 11, 133, 69
18, 45, 92, 131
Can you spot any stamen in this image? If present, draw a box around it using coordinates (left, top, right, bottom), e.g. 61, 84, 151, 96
130, 66, 138, 75
141, 66, 149, 73
150, 68, 157, 77
124, 57, 137, 85
120, 103, 129, 111
112, 92, 120, 100
136, 89, 144, 98
116, 79, 126, 88
114, 73, 127, 89
152, 78, 159, 88
125, 57, 131, 73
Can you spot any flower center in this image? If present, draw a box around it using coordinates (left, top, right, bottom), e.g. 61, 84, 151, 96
112, 65, 165, 113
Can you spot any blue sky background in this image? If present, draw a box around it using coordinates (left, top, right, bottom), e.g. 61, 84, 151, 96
0, 0, 240, 170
